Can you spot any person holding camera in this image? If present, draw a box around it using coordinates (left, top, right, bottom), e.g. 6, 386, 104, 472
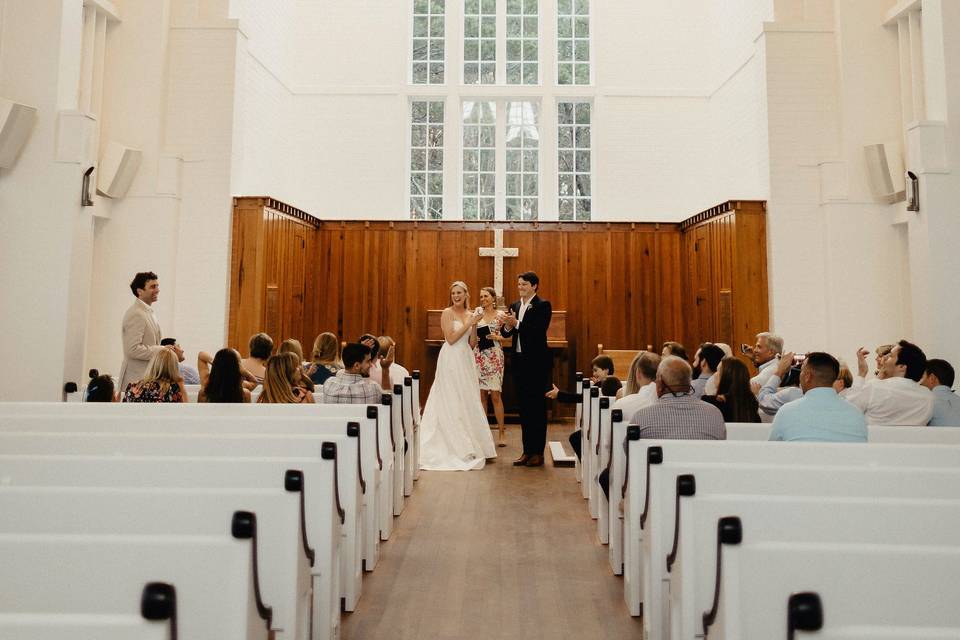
757, 351, 805, 420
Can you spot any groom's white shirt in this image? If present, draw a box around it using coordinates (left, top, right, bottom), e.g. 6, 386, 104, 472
515, 296, 533, 353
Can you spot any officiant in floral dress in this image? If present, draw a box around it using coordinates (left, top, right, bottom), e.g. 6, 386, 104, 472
475, 287, 507, 447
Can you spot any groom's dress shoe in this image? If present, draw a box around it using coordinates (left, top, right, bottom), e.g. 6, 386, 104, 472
525, 455, 544, 467
513, 454, 530, 466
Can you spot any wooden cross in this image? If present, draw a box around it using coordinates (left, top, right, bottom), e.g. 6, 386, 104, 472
479, 228, 519, 299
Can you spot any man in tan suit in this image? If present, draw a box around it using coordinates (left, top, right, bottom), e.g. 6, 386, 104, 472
118, 271, 164, 392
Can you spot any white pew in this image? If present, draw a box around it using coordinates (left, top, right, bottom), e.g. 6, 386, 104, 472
672, 495, 960, 640
0, 532, 267, 640
726, 422, 960, 442
390, 384, 405, 516
594, 398, 615, 544
0, 453, 342, 639
584, 386, 600, 511
0, 486, 311, 640
411, 371, 422, 481
622, 437, 960, 617
573, 374, 584, 483
710, 542, 960, 639
0, 426, 362, 613
609, 408, 629, 575
643, 461, 960, 640
402, 377, 415, 496
579, 380, 593, 498
0, 612, 167, 640
0, 407, 380, 573
1, 398, 393, 543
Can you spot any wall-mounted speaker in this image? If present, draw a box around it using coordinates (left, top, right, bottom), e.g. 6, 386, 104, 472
97, 141, 142, 198
0, 98, 38, 169
864, 143, 906, 204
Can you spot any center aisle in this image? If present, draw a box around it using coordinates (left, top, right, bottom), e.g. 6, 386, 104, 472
341, 423, 644, 639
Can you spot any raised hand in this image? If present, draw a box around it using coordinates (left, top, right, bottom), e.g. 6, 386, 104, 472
545, 383, 559, 399
382, 344, 395, 369
502, 308, 518, 329
776, 352, 794, 379
856, 347, 870, 378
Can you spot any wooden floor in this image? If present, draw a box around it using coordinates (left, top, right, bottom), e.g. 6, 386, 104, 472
341, 423, 643, 640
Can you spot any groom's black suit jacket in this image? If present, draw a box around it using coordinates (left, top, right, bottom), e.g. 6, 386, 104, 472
502, 295, 552, 368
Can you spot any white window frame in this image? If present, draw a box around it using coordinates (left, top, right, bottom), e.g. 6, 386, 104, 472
556, 98, 593, 221
505, 0, 541, 86
408, 98, 447, 220
410, 0, 447, 85
462, 0, 497, 85
556, 0, 592, 86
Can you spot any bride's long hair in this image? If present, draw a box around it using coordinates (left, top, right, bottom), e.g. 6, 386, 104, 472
449, 280, 470, 311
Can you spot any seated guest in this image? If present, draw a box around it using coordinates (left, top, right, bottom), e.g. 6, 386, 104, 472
769, 352, 867, 442
278, 338, 315, 392
693, 344, 724, 398
258, 352, 315, 404
874, 344, 894, 380
198, 349, 251, 403
309, 332, 343, 385
845, 340, 933, 425
600, 376, 622, 397
835, 361, 854, 392
547, 354, 614, 402
123, 348, 187, 403
703, 343, 733, 395
703, 357, 761, 423
633, 356, 726, 440
748, 331, 784, 388
757, 351, 804, 420
358, 333, 395, 391
661, 341, 688, 361
241, 332, 273, 384
85, 369, 117, 402
369, 335, 410, 388
613, 351, 660, 416
558, 355, 616, 460
160, 338, 200, 385
322, 342, 384, 405
921, 359, 960, 426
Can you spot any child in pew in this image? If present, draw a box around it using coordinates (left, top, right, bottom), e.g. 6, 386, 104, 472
123, 348, 188, 403
547, 354, 620, 460
197, 349, 252, 403
258, 352, 315, 404
85, 369, 118, 402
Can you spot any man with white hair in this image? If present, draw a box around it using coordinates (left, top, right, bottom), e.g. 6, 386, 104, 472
631, 356, 726, 440
749, 332, 783, 389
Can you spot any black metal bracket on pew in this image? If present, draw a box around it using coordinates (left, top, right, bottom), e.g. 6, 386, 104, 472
394, 383, 408, 453
787, 592, 823, 640
595, 397, 610, 455
285, 470, 316, 567
639, 445, 663, 530
622, 425, 641, 500
367, 405, 383, 470
347, 421, 366, 494
381, 394, 396, 453
141, 582, 177, 640
666, 474, 696, 572
321, 442, 346, 525
702, 516, 742, 638
232, 511, 274, 631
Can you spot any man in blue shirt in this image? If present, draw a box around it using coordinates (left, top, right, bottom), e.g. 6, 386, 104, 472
921, 359, 960, 427
769, 351, 867, 442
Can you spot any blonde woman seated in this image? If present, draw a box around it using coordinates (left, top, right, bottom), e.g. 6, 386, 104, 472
278, 338, 315, 392
123, 348, 188, 403
310, 332, 343, 385
258, 352, 315, 404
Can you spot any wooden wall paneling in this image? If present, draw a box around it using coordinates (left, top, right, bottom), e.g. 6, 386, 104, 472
732, 205, 769, 350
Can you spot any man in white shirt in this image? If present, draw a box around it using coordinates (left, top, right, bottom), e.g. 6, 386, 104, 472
844, 339, 933, 425
748, 331, 783, 390
118, 271, 165, 391
369, 335, 409, 389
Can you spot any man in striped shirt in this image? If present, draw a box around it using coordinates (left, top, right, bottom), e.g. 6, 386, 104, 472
631, 356, 727, 440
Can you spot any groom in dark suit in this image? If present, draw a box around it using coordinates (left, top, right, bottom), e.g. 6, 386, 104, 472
501, 271, 552, 467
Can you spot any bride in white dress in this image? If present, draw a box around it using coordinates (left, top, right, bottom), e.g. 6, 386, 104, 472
419, 281, 497, 471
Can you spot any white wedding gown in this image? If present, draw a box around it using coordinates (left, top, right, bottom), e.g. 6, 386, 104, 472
419, 319, 497, 471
